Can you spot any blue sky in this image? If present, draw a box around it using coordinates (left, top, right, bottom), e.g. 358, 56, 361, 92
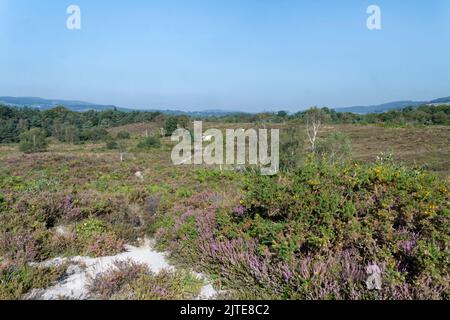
1, 0, 449, 112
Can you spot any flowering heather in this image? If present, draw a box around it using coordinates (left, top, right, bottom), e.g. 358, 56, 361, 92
87, 261, 203, 300
155, 160, 449, 300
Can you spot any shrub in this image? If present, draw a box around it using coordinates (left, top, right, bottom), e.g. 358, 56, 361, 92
105, 140, 119, 150
0, 192, 5, 210
316, 132, 352, 163
83, 233, 125, 257
137, 136, 161, 149
74, 218, 124, 257
19, 128, 48, 153
164, 118, 178, 137
116, 131, 131, 140
75, 218, 108, 240
155, 160, 450, 299
279, 125, 306, 171
87, 261, 204, 300
0, 264, 66, 300
80, 127, 110, 142
87, 260, 149, 299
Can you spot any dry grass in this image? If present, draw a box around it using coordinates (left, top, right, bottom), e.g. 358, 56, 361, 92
320, 125, 450, 177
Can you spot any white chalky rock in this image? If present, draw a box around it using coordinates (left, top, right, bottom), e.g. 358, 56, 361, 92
135, 171, 144, 181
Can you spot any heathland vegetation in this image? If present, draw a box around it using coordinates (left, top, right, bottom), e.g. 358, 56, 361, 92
0, 103, 448, 300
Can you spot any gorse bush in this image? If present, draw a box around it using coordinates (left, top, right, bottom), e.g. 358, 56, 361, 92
155, 160, 449, 299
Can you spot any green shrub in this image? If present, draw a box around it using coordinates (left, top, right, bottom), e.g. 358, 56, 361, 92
279, 125, 306, 171
0, 192, 5, 209
117, 131, 131, 139
19, 128, 48, 153
137, 136, 161, 149
176, 187, 193, 198
80, 127, 110, 142
241, 160, 449, 280
74, 218, 124, 257
0, 264, 66, 299
75, 218, 107, 240
105, 140, 118, 150
316, 131, 352, 163
164, 118, 178, 137
155, 159, 449, 299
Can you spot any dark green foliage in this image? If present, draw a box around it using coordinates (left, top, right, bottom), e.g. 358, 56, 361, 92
155, 160, 449, 299
106, 140, 119, 150
0, 264, 66, 299
116, 131, 131, 139
0, 104, 162, 143
279, 125, 305, 171
80, 127, 110, 142
0, 104, 448, 144
19, 128, 48, 153
137, 136, 161, 149
164, 117, 178, 136
237, 160, 449, 297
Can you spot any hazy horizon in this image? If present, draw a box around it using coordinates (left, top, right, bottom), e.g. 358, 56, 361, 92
1, 0, 450, 112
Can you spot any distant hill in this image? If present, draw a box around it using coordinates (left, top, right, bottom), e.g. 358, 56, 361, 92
428, 97, 450, 105
2, 95, 449, 116
0, 96, 130, 112
335, 100, 426, 114
335, 96, 450, 114
0, 96, 247, 116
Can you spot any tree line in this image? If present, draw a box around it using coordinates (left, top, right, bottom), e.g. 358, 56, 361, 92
1, 103, 449, 145
206, 105, 450, 125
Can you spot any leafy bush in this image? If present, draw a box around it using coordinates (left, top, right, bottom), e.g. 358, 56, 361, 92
74, 218, 125, 257
75, 218, 108, 240
0, 264, 66, 300
164, 118, 178, 136
105, 140, 119, 150
316, 131, 352, 163
279, 125, 306, 171
80, 127, 110, 142
116, 131, 131, 140
137, 136, 161, 149
19, 128, 48, 153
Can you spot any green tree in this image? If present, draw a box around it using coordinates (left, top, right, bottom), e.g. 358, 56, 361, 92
63, 125, 80, 144
19, 128, 48, 153
164, 118, 178, 136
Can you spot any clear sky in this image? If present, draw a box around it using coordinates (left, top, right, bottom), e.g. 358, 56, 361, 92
1, 0, 449, 112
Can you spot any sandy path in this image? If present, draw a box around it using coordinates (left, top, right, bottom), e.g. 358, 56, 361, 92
29, 239, 217, 300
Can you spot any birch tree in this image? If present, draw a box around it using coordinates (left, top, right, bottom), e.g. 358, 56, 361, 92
306, 107, 324, 152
